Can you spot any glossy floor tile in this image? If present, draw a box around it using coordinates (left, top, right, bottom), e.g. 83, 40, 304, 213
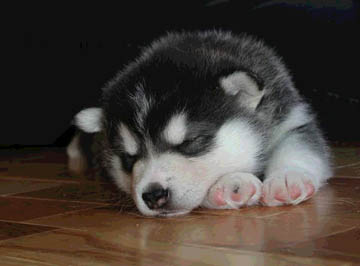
12, 182, 122, 204
0, 197, 106, 222
0, 228, 348, 266
0, 145, 359, 265
333, 145, 360, 177
0, 221, 56, 241
0, 179, 61, 196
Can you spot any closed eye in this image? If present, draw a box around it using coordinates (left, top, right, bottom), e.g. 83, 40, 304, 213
176, 135, 214, 156
120, 153, 138, 173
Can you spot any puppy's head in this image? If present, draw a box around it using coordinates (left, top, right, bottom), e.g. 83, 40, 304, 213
72, 34, 266, 216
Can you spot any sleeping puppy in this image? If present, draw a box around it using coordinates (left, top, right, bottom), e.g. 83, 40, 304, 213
67, 31, 332, 217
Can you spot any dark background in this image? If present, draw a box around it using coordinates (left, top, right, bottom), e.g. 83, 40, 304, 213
5, 0, 360, 147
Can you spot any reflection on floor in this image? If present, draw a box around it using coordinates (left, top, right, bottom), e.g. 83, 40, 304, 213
0, 144, 359, 265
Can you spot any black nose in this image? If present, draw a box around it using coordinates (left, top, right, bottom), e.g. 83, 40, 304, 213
142, 183, 169, 210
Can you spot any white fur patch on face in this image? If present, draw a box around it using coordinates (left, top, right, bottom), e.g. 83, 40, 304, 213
163, 113, 187, 145
74, 107, 103, 133
109, 155, 131, 194
192, 119, 263, 176
214, 120, 262, 171
119, 124, 138, 155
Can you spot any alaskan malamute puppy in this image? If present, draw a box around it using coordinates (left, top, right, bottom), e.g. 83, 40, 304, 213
67, 31, 332, 217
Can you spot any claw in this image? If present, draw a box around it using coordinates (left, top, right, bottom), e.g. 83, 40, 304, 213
262, 171, 317, 206
204, 173, 262, 209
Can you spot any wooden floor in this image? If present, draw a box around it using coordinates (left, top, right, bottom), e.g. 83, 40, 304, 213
0, 145, 359, 265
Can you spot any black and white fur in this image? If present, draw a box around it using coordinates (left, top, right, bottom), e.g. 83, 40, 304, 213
67, 31, 332, 217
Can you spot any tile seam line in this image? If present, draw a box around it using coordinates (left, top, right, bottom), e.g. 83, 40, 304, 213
0, 176, 113, 185
0, 195, 113, 205
0, 176, 80, 184
24, 204, 112, 222
333, 175, 360, 178
0, 227, 69, 245
0, 219, 86, 232
335, 162, 360, 169
272, 225, 359, 252
0, 255, 56, 266
0, 205, 111, 229
274, 245, 360, 262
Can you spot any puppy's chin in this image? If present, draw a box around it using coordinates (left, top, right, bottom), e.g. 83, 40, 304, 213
136, 207, 191, 217
156, 209, 191, 217
136, 203, 192, 217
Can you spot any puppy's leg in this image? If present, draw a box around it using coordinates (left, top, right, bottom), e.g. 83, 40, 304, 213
202, 172, 262, 209
262, 124, 332, 206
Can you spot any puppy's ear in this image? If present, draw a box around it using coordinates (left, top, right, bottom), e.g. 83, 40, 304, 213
220, 71, 264, 110
73, 107, 103, 133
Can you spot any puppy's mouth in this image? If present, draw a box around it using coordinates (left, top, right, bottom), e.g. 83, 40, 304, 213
135, 201, 191, 217
135, 184, 193, 217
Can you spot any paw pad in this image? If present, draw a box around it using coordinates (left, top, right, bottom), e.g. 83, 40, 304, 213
274, 189, 289, 202
305, 182, 315, 198
213, 188, 226, 206
289, 184, 301, 200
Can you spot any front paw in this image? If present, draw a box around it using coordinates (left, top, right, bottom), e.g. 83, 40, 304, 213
202, 172, 262, 209
261, 170, 316, 206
